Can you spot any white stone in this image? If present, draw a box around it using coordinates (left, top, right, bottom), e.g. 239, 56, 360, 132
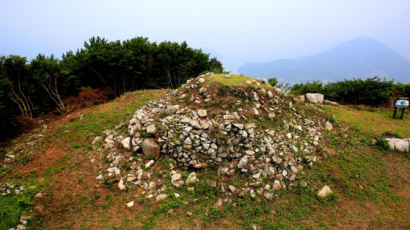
325, 121, 333, 131
253, 108, 260, 115
197, 109, 207, 117
238, 156, 249, 169
186, 172, 198, 184
228, 185, 237, 193
118, 178, 126, 191
127, 201, 134, 207
273, 180, 282, 190
121, 137, 131, 150
145, 160, 155, 168
386, 138, 409, 153
317, 185, 333, 198
172, 173, 182, 181
146, 124, 157, 134
264, 192, 274, 200
305, 93, 324, 104
156, 193, 168, 202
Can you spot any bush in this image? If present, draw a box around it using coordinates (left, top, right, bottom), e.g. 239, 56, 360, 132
290, 81, 324, 95
375, 137, 390, 151
290, 77, 397, 107
323, 77, 394, 107
63, 87, 113, 112
0, 185, 35, 229
268, 78, 278, 87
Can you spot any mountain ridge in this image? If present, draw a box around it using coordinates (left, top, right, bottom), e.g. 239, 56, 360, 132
239, 37, 410, 83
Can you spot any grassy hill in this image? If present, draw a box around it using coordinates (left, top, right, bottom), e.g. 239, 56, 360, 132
0, 75, 409, 230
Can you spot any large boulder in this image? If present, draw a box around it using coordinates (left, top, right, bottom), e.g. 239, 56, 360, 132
306, 93, 324, 104
142, 138, 160, 158
385, 138, 410, 153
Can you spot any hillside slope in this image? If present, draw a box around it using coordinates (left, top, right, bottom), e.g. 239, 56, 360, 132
0, 75, 409, 230
239, 37, 410, 83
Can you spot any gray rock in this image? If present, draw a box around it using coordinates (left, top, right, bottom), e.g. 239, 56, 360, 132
197, 109, 207, 117
325, 121, 333, 131
238, 156, 249, 169
156, 193, 168, 202
264, 192, 274, 200
317, 185, 332, 198
273, 180, 282, 190
186, 172, 198, 184
92, 136, 102, 145
117, 178, 126, 191
121, 137, 131, 150
127, 201, 134, 207
184, 137, 192, 145
253, 108, 260, 115
145, 160, 155, 168
272, 156, 282, 164
233, 123, 244, 130
385, 138, 409, 153
146, 124, 157, 134
305, 93, 324, 104
228, 185, 237, 193
165, 105, 180, 114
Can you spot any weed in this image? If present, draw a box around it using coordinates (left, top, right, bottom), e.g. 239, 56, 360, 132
375, 137, 390, 151
0, 184, 36, 229
78, 176, 83, 184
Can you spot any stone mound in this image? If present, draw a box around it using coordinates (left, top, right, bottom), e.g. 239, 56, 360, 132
95, 73, 335, 200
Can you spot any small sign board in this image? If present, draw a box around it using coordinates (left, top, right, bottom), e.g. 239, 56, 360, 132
393, 97, 408, 119
395, 99, 409, 109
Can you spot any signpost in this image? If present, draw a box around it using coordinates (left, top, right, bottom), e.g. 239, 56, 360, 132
393, 97, 409, 119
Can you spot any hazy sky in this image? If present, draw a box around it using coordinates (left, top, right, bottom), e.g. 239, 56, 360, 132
1, 0, 409, 72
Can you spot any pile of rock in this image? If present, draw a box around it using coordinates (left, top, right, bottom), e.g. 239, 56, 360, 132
0, 183, 25, 196
2, 133, 44, 166
94, 73, 335, 201
8, 216, 30, 230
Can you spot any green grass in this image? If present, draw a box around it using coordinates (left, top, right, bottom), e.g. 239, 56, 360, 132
0, 183, 37, 229
326, 104, 410, 137
56, 90, 168, 142
1, 85, 409, 229
206, 74, 273, 89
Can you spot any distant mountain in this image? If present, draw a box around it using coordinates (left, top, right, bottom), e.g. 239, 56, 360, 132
238, 37, 410, 83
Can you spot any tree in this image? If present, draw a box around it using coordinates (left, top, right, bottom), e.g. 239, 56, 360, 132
31, 54, 67, 113
1, 56, 35, 117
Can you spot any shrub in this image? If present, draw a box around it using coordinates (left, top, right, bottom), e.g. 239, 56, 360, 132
64, 87, 113, 112
290, 81, 324, 95
323, 77, 394, 107
268, 78, 278, 87
290, 77, 397, 107
375, 137, 390, 151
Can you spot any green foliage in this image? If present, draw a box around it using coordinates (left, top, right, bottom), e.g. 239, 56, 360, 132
268, 77, 278, 87
375, 137, 390, 151
323, 77, 394, 106
291, 81, 324, 95
0, 185, 36, 229
0, 36, 223, 141
291, 77, 405, 107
